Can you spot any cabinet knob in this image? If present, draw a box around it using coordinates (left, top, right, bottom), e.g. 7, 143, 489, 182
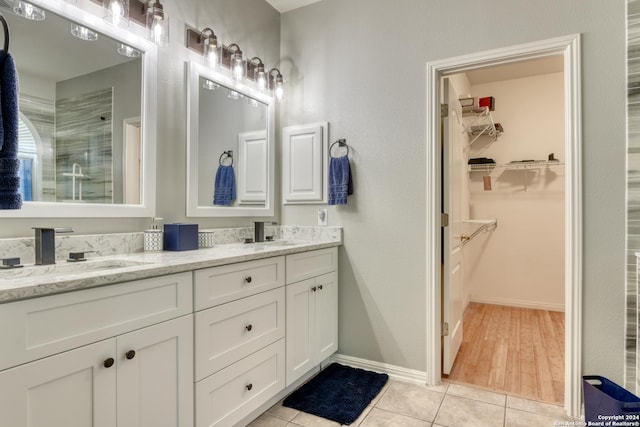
103, 357, 115, 368
125, 350, 136, 360
311, 286, 317, 292
245, 276, 252, 284
246, 383, 253, 391
245, 324, 253, 332
318, 285, 323, 290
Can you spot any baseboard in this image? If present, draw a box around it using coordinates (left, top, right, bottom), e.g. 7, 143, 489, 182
330, 353, 428, 385
470, 296, 565, 312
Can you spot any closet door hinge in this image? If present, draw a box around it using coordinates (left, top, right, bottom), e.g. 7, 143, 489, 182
441, 103, 449, 117
442, 322, 449, 337
441, 213, 449, 227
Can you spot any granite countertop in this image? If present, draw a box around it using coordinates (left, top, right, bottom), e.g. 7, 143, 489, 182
0, 239, 341, 304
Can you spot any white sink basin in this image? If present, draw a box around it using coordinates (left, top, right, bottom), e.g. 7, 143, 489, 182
0, 259, 151, 280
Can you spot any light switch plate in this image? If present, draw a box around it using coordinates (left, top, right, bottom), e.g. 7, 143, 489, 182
318, 208, 328, 226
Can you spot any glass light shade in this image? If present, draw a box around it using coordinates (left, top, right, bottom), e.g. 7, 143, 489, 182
256, 71, 267, 91
204, 40, 218, 68
71, 24, 98, 41
231, 53, 245, 81
228, 90, 244, 100
104, 0, 129, 27
146, 4, 169, 47
274, 79, 284, 102
14, 1, 45, 21
202, 79, 219, 90
117, 43, 141, 58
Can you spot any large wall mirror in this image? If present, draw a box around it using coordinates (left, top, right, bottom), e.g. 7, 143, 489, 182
186, 61, 274, 217
0, 0, 157, 217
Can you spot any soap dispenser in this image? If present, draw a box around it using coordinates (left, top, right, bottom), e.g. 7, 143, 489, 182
144, 217, 164, 252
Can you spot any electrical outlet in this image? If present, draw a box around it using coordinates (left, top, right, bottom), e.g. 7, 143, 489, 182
318, 208, 328, 226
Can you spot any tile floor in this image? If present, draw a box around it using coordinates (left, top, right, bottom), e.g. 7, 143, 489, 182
248, 379, 578, 427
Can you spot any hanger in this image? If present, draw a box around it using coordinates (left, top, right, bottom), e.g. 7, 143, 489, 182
0, 13, 9, 71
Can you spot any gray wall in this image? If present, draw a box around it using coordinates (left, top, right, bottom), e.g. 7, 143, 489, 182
280, 0, 626, 381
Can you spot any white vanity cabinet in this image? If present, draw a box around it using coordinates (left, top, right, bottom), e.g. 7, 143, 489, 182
0, 273, 194, 427
194, 257, 287, 427
285, 248, 338, 386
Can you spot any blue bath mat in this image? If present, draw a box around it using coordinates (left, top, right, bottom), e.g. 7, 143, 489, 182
283, 363, 389, 425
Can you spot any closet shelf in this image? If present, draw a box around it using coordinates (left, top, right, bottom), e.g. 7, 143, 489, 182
462, 106, 502, 146
460, 219, 497, 246
467, 160, 565, 173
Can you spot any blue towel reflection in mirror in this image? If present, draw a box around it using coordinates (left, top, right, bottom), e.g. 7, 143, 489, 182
213, 164, 236, 206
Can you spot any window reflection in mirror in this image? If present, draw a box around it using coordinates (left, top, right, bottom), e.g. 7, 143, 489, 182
6, 3, 142, 204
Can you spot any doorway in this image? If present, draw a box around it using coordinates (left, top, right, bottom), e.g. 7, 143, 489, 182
425, 34, 582, 417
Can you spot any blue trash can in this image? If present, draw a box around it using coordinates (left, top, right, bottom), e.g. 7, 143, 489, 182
583, 376, 640, 423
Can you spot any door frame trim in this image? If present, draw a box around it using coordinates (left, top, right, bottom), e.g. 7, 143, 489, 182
424, 34, 582, 416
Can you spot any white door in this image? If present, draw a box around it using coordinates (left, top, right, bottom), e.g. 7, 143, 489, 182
117, 315, 194, 427
237, 130, 267, 204
0, 339, 117, 427
315, 271, 338, 361
442, 78, 465, 375
286, 278, 315, 386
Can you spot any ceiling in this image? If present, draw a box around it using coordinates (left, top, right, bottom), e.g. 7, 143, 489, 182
465, 56, 564, 85
265, 0, 322, 13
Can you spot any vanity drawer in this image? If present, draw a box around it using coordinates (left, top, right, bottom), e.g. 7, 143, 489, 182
195, 287, 285, 380
195, 338, 285, 427
0, 272, 193, 371
286, 247, 337, 284
194, 256, 285, 310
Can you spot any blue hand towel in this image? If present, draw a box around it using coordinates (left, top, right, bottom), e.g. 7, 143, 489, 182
328, 155, 353, 205
0, 51, 19, 158
213, 164, 236, 206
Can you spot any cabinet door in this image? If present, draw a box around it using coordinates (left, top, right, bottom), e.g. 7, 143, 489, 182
315, 271, 338, 362
0, 339, 116, 427
117, 315, 194, 427
286, 278, 316, 386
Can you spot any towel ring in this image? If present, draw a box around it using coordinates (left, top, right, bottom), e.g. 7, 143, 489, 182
219, 150, 233, 166
330, 139, 349, 158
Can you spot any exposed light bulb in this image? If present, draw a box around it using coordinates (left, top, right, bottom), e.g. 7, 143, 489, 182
205, 42, 218, 67
111, 2, 122, 25
257, 73, 266, 91
275, 84, 284, 101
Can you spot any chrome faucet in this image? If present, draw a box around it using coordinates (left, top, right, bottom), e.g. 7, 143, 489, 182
33, 227, 73, 265
254, 222, 265, 243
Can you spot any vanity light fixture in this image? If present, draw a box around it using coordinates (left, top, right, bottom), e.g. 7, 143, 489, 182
13, 1, 45, 21
71, 23, 98, 41
117, 43, 141, 57
99, 0, 170, 46
269, 68, 284, 102
145, 0, 169, 47
228, 43, 245, 81
186, 27, 219, 67
249, 57, 267, 91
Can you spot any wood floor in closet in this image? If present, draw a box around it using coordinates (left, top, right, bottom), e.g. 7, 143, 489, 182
444, 302, 564, 405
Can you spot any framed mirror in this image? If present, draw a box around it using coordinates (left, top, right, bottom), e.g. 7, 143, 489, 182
186, 61, 274, 217
0, 0, 157, 218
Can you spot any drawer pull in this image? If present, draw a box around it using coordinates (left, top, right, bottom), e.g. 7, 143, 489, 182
103, 357, 115, 368
246, 383, 253, 391
244, 276, 253, 284
318, 285, 323, 290
125, 350, 136, 360
311, 286, 317, 292
245, 324, 253, 332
